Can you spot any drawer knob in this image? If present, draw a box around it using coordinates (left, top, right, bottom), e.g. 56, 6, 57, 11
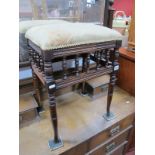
110, 125, 120, 136
106, 142, 116, 152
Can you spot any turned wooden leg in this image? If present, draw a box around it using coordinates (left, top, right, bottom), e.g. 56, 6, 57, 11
47, 86, 63, 150
81, 54, 89, 96
103, 42, 120, 121
81, 81, 87, 96
37, 80, 44, 112
48, 92, 59, 142
107, 74, 116, 114
103, 73, 116, 121
44, 59, 63, 150
32, 70, 42, 108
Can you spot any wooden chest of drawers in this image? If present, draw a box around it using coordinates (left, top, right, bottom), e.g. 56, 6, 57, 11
117, 48, 135, 96
61, 114, 134, 155
20, 87, 134, 155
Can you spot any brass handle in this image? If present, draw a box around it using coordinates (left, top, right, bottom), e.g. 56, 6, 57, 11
106, 142, 116, 153
110, 125, 120, 136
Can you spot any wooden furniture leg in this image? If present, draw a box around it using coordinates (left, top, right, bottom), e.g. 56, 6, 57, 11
103, 43, 120, 121
28, 48, 43, 111
44, 59, 63, 150
37, 80, 44, 112
32, 70, 42, 109
81, 81, 87, 96
103, 73, 116, 121
48, 92, 63, 150
81, 54, 90, 96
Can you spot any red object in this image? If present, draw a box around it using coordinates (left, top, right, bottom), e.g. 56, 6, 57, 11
113, 0, 134, 17
126, 150, 135, 155
125, 147, 135, 155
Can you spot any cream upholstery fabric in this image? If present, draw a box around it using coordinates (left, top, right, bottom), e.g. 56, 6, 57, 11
19, 19, 68, 34
25, 23, 122, 50
19, 20, 68, 62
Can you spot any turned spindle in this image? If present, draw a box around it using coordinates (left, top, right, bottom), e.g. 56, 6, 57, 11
34, 52, 38, 65
40, 56, 44, 72
82, 54, 87, 72
36, 53, 40, 70
28, 49, 33, 63
44, 61, 54, 83
106, 49, 110, 67
31, 51, 35, 64
62, 56, 67, 80
86, 53, 90, 73
113, 49, 119, 67
94, 51, 97, 58
100, 50, 103, 60
96, 51, 100, 70
75, 54, 79, 76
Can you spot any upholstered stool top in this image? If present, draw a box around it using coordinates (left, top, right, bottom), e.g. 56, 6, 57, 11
19, 20, 69, 61
19, 19, 68, 34
25, 23, 122, 51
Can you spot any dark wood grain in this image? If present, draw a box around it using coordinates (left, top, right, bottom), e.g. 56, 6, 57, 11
119, 48, 135, 62
103, 0, 115, 28
117, 48, 135, 96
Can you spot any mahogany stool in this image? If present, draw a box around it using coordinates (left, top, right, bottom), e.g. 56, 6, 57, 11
25, 22, 122, 150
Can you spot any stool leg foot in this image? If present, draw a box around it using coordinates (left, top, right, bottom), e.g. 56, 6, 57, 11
103, 112, 115, 121
48, 138, 63, 150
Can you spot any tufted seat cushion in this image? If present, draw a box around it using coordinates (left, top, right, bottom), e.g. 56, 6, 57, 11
25, 23, 122, 51
19, 20, 68, 62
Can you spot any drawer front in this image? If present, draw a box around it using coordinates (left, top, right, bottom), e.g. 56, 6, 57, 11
107, 141, 128, 155
86, 125, 132, 155
88, 114, 134, 150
